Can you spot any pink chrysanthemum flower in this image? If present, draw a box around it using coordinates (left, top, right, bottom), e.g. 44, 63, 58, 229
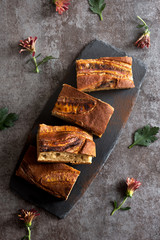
18, 209, 39, 227
54, 0, 70, 15
135, 16, 150, 49
111, 177, 141, 215
135, 32, 150, 48
126, 177, 141, 198
19, 37, 37, 57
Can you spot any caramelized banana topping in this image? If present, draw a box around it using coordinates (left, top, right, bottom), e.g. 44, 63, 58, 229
39, 134, 83, 153
54, 96, 96, 115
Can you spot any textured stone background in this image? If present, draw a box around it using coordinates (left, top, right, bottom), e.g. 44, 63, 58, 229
0, 0, 160, 239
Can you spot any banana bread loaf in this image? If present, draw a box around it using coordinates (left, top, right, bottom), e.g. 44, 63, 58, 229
37, 124, 96, 164
52, 84, 114, 137
76, 56, 134, 92
16, 146, 80, 200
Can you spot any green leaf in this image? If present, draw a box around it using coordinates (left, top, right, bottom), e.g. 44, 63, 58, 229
0, 123, 5, 130
136, 16, 149, 32
119, 207, 131, 211
144, 26, 149, 30
113, 200, 117, 209
110, 200, 117, 209
137, 24, 145, 28
88, 0, 106, 21
35, 53, 41, 59
0, 107, 8, 123
4, 113, 19, 127
37, 56, 55, 66
128, 125, 159, 149
0, 107, 18, 131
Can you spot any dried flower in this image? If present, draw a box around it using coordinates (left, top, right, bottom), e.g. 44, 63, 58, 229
111, 177, 141, 216
135, 32, 150, 48
135, 16, 150, 48
19, 37, 55, 73
18, 209, 39, 240
126, 177, 141, 197
53, 0, 70, 15
18, 209, 39, 227
19, 37, 37, 57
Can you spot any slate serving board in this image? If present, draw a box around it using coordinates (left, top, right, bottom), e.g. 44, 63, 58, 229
10, 40, 146, 219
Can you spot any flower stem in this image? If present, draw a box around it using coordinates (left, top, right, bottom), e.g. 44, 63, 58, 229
128, 143, 136, 149
27, 226, 31, 240
99, 13, 103, 21
33, 56, 39, 73
111, 196, 128, 215
137, 16, 147, 26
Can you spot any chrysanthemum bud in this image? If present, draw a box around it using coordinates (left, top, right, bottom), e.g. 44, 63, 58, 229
54, 0, 70, 15
18, 209, 39, 227
135, 32, 150, 48
19, 37, 37, 57
126, 178, 141, 198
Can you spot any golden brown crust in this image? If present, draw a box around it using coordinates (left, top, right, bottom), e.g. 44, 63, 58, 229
37, 124, 96, 158
16, 146, 80, 200
99, 56, 132, 65
76, 56, 134, 92
38, 124, 93, 141
52, 84, 114, 137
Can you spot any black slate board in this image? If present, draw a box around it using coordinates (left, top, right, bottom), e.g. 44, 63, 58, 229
10, 40, 146, 219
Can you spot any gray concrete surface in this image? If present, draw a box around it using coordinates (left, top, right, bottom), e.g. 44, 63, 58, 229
0, 0, 160, 239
